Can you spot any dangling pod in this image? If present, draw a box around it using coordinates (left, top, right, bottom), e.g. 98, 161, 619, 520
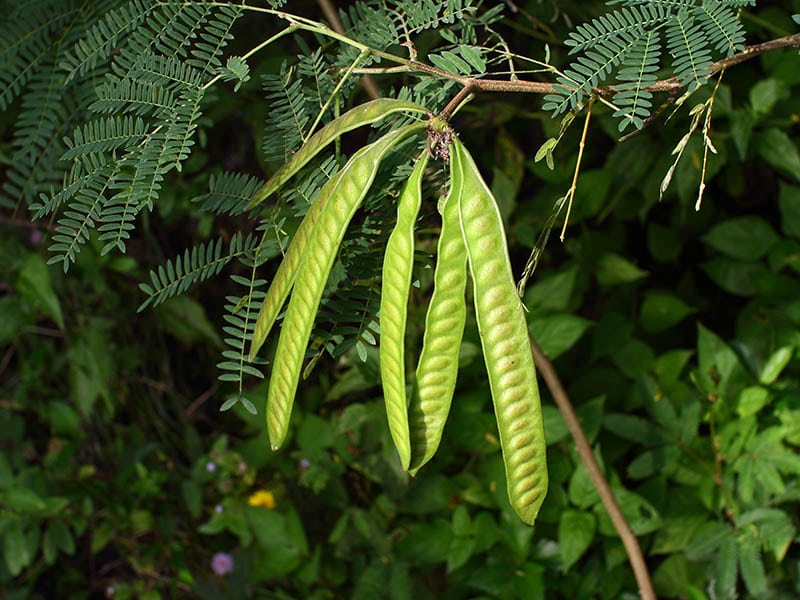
249, 167, 346, 361
407, 147, 468, 476
248, 98, 428, 209
380, 152, 429, 470
266, 123, 426, 449
453, 137, 548, 525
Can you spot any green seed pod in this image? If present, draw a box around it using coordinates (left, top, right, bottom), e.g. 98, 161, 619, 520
249, 167, 346, 361
266, 123, 426, 449
380, 152, 429, 470
408, 147, 468, 476
248, 99, 428, 209
454, 137, 548, 525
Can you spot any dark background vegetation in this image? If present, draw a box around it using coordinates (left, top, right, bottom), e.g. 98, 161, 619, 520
1, 1, 800, 598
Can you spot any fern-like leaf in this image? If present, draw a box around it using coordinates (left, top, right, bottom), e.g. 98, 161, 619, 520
138, 232, 262, 311
262, 71, 311, 163
549, 0, 748, 128
60, 0, 154, 84
192, 172, 266, 216
564, 4, 672, 54
217, 56, 251, 92
613, 32, 662, 131
89, 79, 177, 117
0, 1, 79, 110
217, 234, 287, 411
666, 10, 713, 91
47, 166, 116, 272
543, 33, 640, 114
62, 116, 149, 160
698, 0, 746, 57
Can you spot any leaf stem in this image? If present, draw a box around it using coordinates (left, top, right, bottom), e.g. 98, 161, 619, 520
560, 96, 594, 242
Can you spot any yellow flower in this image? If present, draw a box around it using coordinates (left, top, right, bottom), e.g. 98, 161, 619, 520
248, 489, 276, 509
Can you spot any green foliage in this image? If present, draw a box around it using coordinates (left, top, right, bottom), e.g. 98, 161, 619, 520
544, 0, 751, 130
2, 0, 800, 597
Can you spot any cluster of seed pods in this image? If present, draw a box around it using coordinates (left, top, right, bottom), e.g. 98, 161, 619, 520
248, 99, 547, 524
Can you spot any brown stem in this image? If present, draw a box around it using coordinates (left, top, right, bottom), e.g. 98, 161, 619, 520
530, 337, 656, 600
416, 32, 800, 114
317, 0, 381, 99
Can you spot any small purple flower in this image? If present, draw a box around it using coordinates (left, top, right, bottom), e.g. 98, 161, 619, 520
206, 461, 216, 473
298, 458, 310, 470
211, 552, 234, 576
214, 504, 224, 513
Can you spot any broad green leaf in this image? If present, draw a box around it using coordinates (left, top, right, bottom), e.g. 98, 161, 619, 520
296, 414, 336, 451
696, 323, 741, 394
447, 535, 475, 572
0, 296, 25, 344
558, 509, 595, 570
0, 456, 11, 489
542, 404, 569, 445
396, 519, 453, 564
640, 292, 695, 333
729, 108, 756, 160
612, 338, 655, 378
703, 217, 780, 260
528, 313, 591, 359
596, 253, 648, 286
389, 562, 413, 600
592, 312, 633, 360
129, 509, 153, 535
3, 488, 46, 513
3, 520, 30, 576
653, 349, 694, 384
472, 512, 500, 554
571, 169, 612, 221
568, 462, 600, 509
156, 296, 224, 348
524, 266, 577, 313
759, 345, 794, 385
778, 183, 800, 239
627, 446, 680, 479
736, 386, 770, 417
47, 401, 80, 436
756, 128, 800, 181
647, 223, 683, 263
594, 487, 661, 536
603, 414, 662, 445
15, 254, 64, 330
513, 562, 545, 600
575, 396, 605, 444
701, 258, 764, 296
749, 78, 786, 115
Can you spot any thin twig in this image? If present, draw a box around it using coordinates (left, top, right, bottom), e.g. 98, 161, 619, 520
560, 96, 594, 241
440, 81, 478, 119
529, 337, 656, 600
317, 0, 381, 99
185, 382, 219, 417
396, 32, 800, 99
